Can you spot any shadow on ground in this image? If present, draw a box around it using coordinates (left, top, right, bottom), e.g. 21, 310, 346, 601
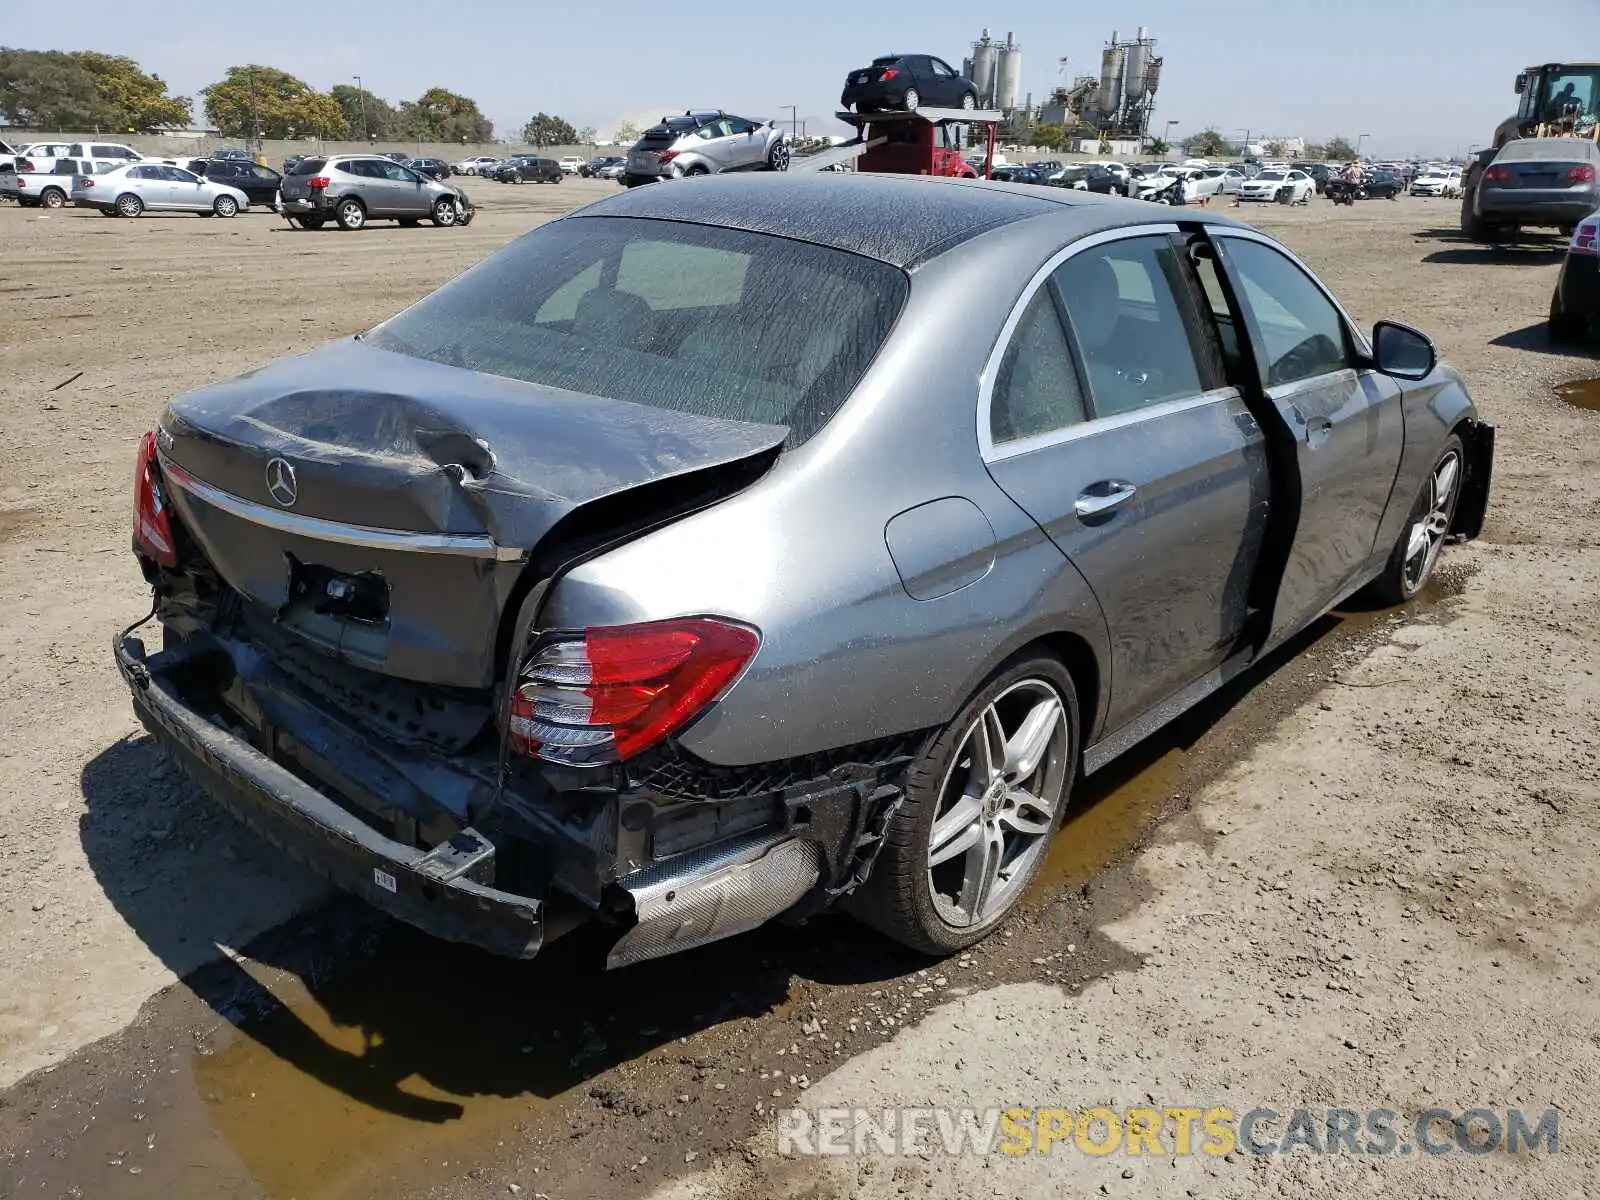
75, 612, 1347, 1137
1490, 321, 1600, 358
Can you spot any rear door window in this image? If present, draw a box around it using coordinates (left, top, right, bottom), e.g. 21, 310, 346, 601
1050, 236, 1214, 418
990, 290, 1088, 444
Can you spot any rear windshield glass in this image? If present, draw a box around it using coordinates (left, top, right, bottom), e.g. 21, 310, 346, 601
287, 157, 326, 175
364, 215, 909, 446
1494, 139, 1599, 162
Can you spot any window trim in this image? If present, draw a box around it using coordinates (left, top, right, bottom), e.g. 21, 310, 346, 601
977, 222, 1184, 462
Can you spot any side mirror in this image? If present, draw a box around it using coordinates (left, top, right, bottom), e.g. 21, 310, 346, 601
1514, 73, 1527, 95
1372, 320, 1436, 380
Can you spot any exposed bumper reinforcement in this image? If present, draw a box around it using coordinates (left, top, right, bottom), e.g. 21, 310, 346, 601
113, 633, 545, 958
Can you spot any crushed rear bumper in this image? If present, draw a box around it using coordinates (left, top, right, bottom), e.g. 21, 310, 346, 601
114, 632, 546, 957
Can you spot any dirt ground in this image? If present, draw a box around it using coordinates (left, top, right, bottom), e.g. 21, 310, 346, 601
0, 178, 1596, 1200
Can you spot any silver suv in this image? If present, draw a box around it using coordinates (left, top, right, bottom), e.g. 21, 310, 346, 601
624, 110, 790, 186
277, 154, 474, 230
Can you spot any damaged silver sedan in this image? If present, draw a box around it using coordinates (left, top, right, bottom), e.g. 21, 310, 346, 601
115, 174, 1494, 966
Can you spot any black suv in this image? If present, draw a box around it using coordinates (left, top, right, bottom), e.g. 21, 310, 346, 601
409, 157, 451, 180
841, 54, 980, 113
493, 156, 562, 184
184, 158, 284, 207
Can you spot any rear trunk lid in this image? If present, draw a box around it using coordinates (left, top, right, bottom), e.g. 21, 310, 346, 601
278, 157, 327, 202
157, 338, 787, 689
847, 58, 901, 87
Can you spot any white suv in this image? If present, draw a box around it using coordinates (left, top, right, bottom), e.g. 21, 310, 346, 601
558, 155, 585, 174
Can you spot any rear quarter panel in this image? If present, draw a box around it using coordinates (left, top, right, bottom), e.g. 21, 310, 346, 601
537, 220, 1118, 767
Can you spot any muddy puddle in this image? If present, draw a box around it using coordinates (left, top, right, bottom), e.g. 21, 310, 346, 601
1030, 748, 1186, 902
1556, 378, 1600, 411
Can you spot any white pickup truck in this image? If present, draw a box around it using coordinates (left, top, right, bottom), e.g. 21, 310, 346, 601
3, 141, 143, 204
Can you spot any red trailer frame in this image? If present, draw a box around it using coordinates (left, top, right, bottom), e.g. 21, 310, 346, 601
798, 107, 1006, 177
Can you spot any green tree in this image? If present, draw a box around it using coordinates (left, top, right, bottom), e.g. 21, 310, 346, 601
1303, 142, 1326, 160
613, 119, 639, 143
202, 66, 346, 139
1182, 127, 1230, 158
0, 48, 190, 131
330, 83, 399, 140
400, 87, 492, 142
76, 53, 190, 130
1324, 135, 1357, 161
1145, 137, 1170, 156
576, 125, 597, 146
522, 112, 578, 147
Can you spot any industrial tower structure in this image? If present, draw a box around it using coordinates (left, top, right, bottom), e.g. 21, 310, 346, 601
1039, 26, 1163, 140
962, 29, 1024, 113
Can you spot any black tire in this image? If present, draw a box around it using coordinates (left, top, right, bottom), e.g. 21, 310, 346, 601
115, 192, 143, 218
961, 91, 978, 110
1459, 187, 1494, 242
334, 197, 365, 231
1549, 287, 1586, 344
1363, 434, 1465, 607
429, 197, 457, 227
398, 217, 421, 227
99, 207, 117, 217
40, 186, 67, 209
767, 139, 791, 172
849, 652, 1080, 956
683, 165, 709, 177
213, 195, 238, 218
902, 87, 921, 112
299, 215, 325, 230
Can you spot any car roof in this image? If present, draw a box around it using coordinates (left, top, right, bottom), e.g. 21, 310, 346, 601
569, 172, 1248, 270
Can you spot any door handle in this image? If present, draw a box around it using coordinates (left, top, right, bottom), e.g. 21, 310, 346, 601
1305, 416, 1332, 449
1074, 480, 1138, 518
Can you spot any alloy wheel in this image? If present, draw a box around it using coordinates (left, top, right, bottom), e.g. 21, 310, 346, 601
1402, 450, 1460, 593
903, 88, 921, 112
926, 679, 1070, 928
770, 141, 791, 171
116, 194, 142, 217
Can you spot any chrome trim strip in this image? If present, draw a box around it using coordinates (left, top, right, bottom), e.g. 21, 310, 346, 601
986, 386, 1246, 461
158, 454, 525, 562
976, 222, 1182, 463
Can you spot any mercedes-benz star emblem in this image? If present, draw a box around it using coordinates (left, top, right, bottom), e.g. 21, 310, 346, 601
265, 457, 298, 508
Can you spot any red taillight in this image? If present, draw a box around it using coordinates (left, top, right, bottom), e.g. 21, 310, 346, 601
79, 178, 94, 188
1568, 164, 1596, 185
14, 177, 26, 189
1573, 219, 1600, 255
880, 68, 899, 81
133, 430, 178, 567
307, 175, 330, 190
1484, 166, 1511, 184
657, 150, 678, 164
508, 617, 760, 765
18, 158, 33, 172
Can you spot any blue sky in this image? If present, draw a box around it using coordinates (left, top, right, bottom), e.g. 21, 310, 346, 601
6, 0, 1591, 155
